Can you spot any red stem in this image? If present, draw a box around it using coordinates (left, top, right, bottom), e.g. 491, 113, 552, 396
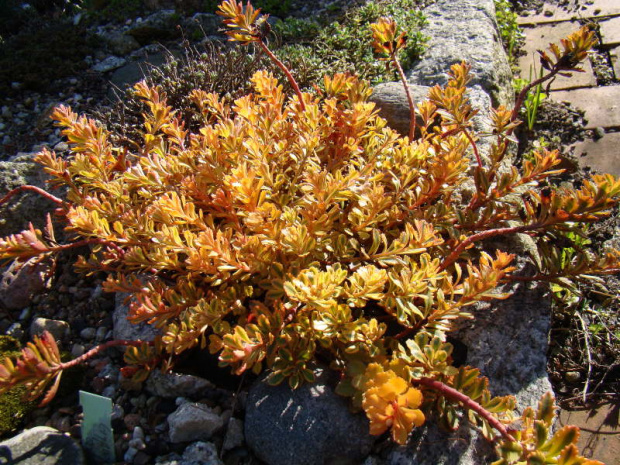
414, 377, 513, 441
393, 56, 416, 140
463, 129, 482, 168
56, 339, 150, 371
439, 223, 543, 271
0, 185, 64, 207
258, 41, 306, 111
50, 238, 126, 259
511, 68, 559, 123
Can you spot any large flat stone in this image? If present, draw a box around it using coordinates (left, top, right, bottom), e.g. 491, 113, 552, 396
551, 86, 620, 129
599, 16, 620, 46
407, 0, 513, 106
571, 132, 620, 176
558, 402, 620, 464
0, 426, 84, 465
518, 0, 620, 26
518, 23, 597, 90
611, 45, 620, 80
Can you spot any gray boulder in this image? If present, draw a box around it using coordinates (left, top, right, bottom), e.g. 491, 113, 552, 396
91, 56, 127, 73
244, 366, 374, 465
370, 84, 495, 159
185, 13, 222, 38
109, 52, 170, 94
409, 0, 513, 107
113, 292, 161, 342
0, 426, 85, 465
0, 152, 56, 239
385, 253, 553, 465
105, 31, 141, 56
128, 10, 182, 45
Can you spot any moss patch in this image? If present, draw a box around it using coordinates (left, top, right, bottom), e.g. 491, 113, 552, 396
0, 336, 36, 438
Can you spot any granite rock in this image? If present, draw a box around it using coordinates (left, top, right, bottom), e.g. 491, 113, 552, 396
30, 317, 70, 341
409, 0, 513, 106
113, 292, 161, 342
0, 259, 51, 311
145, 370, 215, 399
168, 403, 224, 443
245, 366, 374, 465
0, 426, 85, 465
0, 153, 57, 239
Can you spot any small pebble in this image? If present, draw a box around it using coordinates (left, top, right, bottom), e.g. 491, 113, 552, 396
112, 404, 125, 421
124, 413, 142, 430
593, 127, 605, 140
133, 426, 145, 441
128, 438, 146, 450
2, 135, 12, 145
564, 371, 581, 383
80, 327, 96, 340
124, 446, 138, 463
102, 385, 117, 398
95, 326, 109, 341
69, 78, 78, 85
6, 322, 24, 339
18, 307, 31, 321
71, 344, 86, 358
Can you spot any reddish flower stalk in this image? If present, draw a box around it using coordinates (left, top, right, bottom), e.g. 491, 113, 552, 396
439, 223, 543, 271
258, 41, 306, 112
56, 339, 151, 371
414, 377, 513, 441
0, 185, 64, 207
393, 57, 417, 140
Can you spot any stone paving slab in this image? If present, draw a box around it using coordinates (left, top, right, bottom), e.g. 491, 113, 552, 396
551, 86, 620, 129
571, 132, 620, 176
558, 402, 620, 464
519, 23, 597, 90
599, 16, 620, 46
611, 45, 620, 79
518, 0, 620, 25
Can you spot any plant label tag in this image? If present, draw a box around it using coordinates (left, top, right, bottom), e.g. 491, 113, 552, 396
79, 390, 115, 464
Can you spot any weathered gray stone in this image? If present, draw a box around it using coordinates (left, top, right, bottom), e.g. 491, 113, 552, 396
245, 366, 374, 465
186, 13, 222, 37
168, 403, 224, 443
222, 418, 244, 452
105, 31, 141, 56
109, 52, 170, 93
113, 293, 161, 342
0, 153, 57, 239
385, 251, 553, 465
0, 426, 85, 465
182, 441, 223, 465
128, 10, 182, 44
92, 56, 127, 73
146, 370, 215, 399
30, 317, 70, 341
409, 0, 513, 106
370, 83, 496, 162
0, 259, 51, 311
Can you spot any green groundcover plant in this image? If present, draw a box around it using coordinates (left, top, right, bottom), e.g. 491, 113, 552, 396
0, 1, 615, 463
